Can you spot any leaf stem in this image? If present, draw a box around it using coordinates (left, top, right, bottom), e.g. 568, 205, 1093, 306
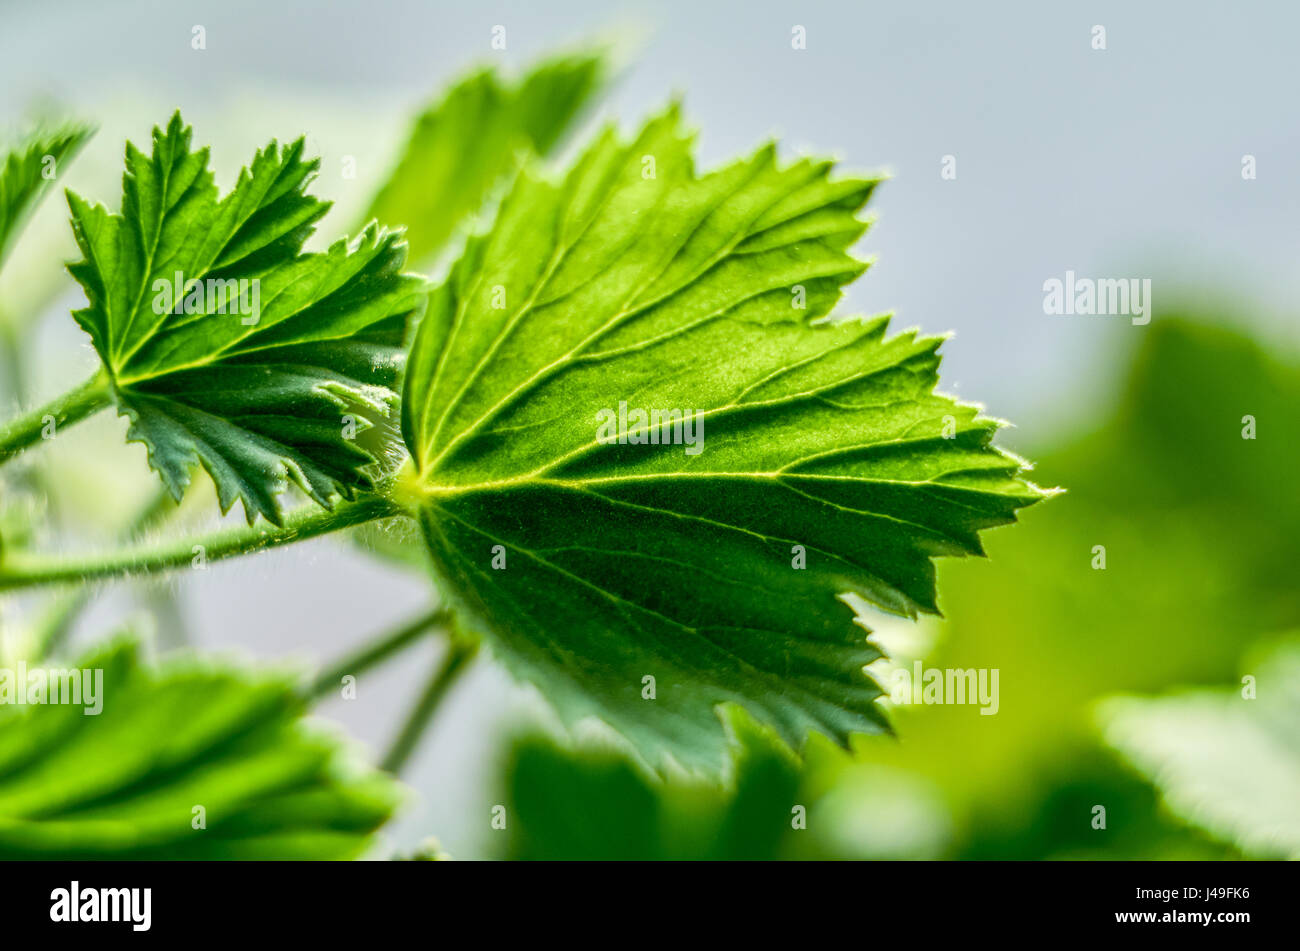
0, 371, 111, 464
0, 495, 398, 593
380, 634, 479, 776
307, 606, 450, 702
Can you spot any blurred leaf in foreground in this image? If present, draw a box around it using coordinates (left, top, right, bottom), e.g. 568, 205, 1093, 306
0, 637, 400, 859
505, 709, 799, 860
1100, 635, 1300, 859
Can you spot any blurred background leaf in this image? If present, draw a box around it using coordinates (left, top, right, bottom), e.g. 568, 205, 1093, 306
0, 119, 93, 287
361, 50, 608, 268
1100, 634, 1300, 859
504, 708, 799, 860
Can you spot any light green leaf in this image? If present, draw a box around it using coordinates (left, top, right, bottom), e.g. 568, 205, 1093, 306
0, 637, 400, 859
66, 112, 426, 524
398, 106, 1052, 771
0, 120, 93, 273
364, 52, 606, 265
1100, 636, 1300, 859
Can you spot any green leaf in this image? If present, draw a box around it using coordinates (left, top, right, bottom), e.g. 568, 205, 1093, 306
506, 708, 800, 859
1100, 635, 1300, 860
66, 112, 426, 525
364, 52, 606, 265
0, 637, 401, 859
0, 120, 93, 272
398, 107, 1052, 771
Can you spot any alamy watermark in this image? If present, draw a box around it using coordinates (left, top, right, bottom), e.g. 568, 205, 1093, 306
0, 662, 103, 715
595, 401, 704, 455
50, 881, 150, 931
1042, 270, 1151, 325
888, 661, 1000, 715
151, 270, 261, 325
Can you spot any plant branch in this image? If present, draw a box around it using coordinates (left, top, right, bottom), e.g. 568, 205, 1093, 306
0, 495, 398, 593
380, 635, 479, 776
307, 606, 450, 702
0, 371, 111, 464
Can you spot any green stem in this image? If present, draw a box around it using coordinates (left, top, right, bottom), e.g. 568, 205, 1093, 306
307, 606, 449, 702
0, 371, 111, 464
380, 635, 479, 776
0, 495, 398, 593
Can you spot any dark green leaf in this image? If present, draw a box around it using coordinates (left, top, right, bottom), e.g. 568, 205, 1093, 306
66, 113, 426, 524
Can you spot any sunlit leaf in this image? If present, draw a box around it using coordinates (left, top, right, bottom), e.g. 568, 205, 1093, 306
399, 107, 1050, 770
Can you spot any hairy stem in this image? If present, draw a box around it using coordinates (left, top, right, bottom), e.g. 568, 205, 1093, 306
0, 495, 398, 593
380, 635, 479, 776
0, 371, 111, 464
307, 606, 450, 702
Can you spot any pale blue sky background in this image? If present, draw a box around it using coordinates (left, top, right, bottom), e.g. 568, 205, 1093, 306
1, 0, 1296, 857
